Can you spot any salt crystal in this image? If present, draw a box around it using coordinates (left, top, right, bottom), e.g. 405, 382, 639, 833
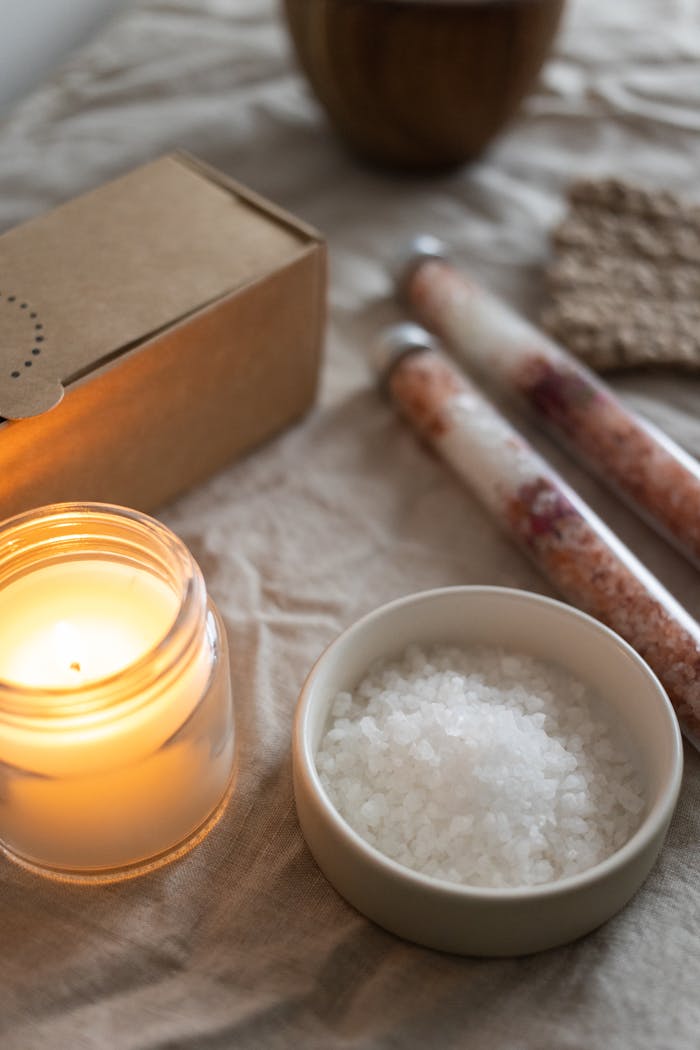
317, 644, 645, 888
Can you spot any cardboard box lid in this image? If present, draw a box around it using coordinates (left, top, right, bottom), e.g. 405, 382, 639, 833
0, 154, 316, 420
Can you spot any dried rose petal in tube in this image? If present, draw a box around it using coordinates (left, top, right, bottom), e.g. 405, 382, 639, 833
401, 247, 700, 570
378, 327, 700, 750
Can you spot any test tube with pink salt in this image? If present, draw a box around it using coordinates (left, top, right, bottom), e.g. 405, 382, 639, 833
400, 237, 700, 570
374, 323, 700, 750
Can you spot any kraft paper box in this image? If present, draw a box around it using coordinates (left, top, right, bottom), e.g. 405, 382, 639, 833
0, 153, 326, 518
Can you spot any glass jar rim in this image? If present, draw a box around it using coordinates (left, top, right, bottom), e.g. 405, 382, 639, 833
0, 502, 207, 721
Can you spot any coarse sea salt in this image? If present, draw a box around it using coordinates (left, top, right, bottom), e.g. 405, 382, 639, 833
316, 644, 645, 888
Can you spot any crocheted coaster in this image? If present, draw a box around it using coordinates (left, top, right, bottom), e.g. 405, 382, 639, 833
542, 178, 700, 371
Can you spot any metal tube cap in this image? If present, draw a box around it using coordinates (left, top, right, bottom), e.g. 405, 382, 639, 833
372, 322, 437, 387
395, 234, 449, 302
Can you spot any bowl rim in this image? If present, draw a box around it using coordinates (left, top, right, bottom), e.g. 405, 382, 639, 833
293, 585, 684, 902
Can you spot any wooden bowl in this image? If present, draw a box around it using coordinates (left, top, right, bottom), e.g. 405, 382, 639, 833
282, 0, 565, 170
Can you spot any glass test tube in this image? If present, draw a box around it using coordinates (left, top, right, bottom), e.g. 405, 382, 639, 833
401, 238, 700, 570
375, 323, 700, 751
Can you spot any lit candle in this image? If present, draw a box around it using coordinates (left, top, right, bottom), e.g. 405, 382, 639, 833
0, 504, 235, 881
0, 560, 178, 688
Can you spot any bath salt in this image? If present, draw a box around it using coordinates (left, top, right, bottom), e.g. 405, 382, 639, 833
316, 644, 645, 888
403, 250, 700, 570
381, 336, 700, 749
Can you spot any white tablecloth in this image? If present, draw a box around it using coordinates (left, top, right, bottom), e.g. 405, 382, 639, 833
1, 2, 698, 1047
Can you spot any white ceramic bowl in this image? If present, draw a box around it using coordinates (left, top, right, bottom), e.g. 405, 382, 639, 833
293, 586, 683, 956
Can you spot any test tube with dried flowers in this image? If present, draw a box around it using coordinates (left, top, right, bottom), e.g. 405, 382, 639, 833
374, 323, 700, 751
400, 238, 700, 570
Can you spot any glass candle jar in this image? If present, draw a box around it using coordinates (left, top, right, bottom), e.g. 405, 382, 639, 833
0, 503, 235, 881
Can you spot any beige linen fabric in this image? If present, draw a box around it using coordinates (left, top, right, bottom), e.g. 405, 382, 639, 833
0, 1, 699, 1047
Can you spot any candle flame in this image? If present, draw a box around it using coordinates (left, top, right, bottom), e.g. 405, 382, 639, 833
53, 621, 85, 681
